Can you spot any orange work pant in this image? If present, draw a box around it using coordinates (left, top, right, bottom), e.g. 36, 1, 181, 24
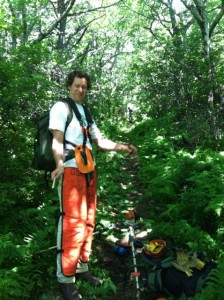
59, 167, 97, 277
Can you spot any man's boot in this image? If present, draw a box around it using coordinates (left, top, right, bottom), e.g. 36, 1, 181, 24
76, 271, 102, 287
59, 283, 82, 300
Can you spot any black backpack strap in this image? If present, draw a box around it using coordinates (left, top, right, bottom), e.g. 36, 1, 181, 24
63, 97, 93, 145
176, 293, 187, 300
62, 97, 94, 164
63, 97, 93, 126
64, 97, 83, 124
59, 99, 73, 135
83, 104, 93, 125
148, 269, 163, 292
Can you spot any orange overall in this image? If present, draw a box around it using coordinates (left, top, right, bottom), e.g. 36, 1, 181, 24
59, 167, 97, 277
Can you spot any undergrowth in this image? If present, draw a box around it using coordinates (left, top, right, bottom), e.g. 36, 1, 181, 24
128, 117, 224, 299
1, 117, 224, 299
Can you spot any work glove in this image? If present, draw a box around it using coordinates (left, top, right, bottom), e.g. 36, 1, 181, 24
172, 250, 205, 276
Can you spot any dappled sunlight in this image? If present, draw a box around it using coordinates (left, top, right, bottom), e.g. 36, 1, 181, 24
136, 229, 151, 239
120, 182, 128, 189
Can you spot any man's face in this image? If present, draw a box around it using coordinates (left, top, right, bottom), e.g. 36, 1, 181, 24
68, 76, 88, 104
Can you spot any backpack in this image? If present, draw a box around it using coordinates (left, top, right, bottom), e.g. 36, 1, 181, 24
32, 97, 93, 172
144, 251, 217, 300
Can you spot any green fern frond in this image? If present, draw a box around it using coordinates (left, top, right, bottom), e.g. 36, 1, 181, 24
195, 261, 224, 300
0, 269, 31, 299
0, 234, 22, 267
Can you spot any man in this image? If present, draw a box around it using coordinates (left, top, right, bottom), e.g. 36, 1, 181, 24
49, 70, 137, 300
128, 106, 133, 123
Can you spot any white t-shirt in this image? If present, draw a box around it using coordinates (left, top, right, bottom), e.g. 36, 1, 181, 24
49, 101, 102, 167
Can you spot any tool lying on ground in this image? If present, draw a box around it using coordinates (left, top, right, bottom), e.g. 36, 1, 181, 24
112, 224, 217, 300
100, 212, 145, 299
93, 209, 141, 237
129, 225, 142, 300
38, 209, 141, 253
37, 209, 217, 300
100, 211, 147, 300
93, 220, 139, 236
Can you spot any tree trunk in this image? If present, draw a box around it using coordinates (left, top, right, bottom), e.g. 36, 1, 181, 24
56, 0, 67, 49
181, 0, 224, 106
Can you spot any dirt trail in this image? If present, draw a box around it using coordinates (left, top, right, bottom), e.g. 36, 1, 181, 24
94, 155, 150, 300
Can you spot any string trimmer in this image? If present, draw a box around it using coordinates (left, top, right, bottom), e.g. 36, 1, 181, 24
38, 209, 140, 253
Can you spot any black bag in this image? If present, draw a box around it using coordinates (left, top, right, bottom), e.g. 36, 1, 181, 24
32, 99, 72, 172
147, 254, 216, 300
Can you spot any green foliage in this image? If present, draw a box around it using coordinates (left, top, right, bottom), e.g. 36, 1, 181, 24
0, 269, 31, 300
0, 233, 35, 299
130, 118, 224, 256
78, 277, 116, 300
195, 261, 224, 300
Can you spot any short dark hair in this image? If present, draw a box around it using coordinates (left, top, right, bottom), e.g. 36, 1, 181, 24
65, 70, 91, 90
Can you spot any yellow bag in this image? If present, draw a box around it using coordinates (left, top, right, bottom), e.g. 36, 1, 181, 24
75, 145, 95, 174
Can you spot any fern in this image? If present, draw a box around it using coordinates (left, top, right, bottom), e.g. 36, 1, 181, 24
0, 269, 31, 299
195, 261, 224, 300
0, 234, 24, 268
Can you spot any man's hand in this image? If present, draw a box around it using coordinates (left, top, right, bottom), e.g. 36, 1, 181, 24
51, 165, 64, 180
127, 144, 137, 155
93, 137, 137, 155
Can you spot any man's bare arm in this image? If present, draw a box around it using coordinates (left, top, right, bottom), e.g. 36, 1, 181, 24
92, 137, 137, 154
51, 129, 65, 179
